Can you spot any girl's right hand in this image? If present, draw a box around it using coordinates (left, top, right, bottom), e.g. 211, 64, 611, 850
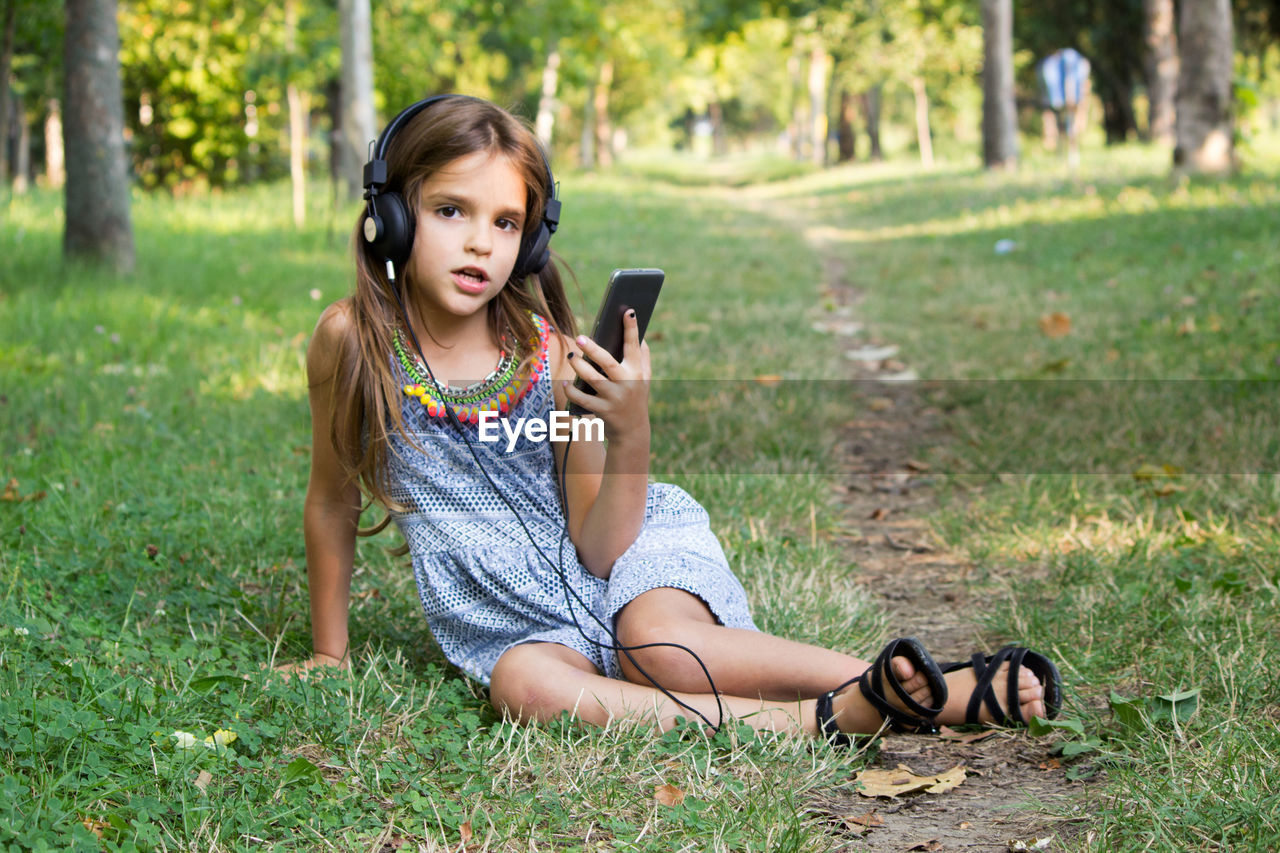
272, 652, 348, 681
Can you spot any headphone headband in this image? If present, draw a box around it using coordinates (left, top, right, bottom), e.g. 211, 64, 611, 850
361, 94, 560, 279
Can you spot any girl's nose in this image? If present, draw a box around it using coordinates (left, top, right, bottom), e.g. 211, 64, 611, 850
465, 224, 492, 255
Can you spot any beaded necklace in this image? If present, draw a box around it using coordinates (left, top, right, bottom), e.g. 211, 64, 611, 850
395, 313, 550, 424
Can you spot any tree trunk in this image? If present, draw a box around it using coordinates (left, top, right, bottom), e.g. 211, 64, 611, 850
981, 0, 1017, 169
593, 59, 613, 169
1143, 0, 1179, 144
1097, 68, 1138, 144
807, 44, 828, 166
862, 85, 883, 161
912, 76, 934, 167
708, 100, 727, 156
579, 93, 594, 169
337, 0, 374, 201
0, 0, 15, 182
1174, 0, 1234, 173
12, 89, 27, 191
45, 97, 65, 188
288, 83, 307, 227
836, 86, 856, 162
64, 0, 134, 272
286, 0, 306, 226
535, 45, 560, 149
788, 52, 804, 160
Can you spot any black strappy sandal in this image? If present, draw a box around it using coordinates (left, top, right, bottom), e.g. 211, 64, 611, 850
815, 636, 948, 747
941, 645, 1064, 726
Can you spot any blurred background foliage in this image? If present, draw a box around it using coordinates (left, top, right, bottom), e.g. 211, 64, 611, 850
3, 0, 1278, 195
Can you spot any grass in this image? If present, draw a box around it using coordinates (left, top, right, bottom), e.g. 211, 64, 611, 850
757, 140, 1280, 849
1, 167, 878, 851
3, 133, 1279, 850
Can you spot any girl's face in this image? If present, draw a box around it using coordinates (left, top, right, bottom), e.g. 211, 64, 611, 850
407, 150, 528, 324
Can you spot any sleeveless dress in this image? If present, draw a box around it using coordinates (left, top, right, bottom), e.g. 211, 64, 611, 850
383, 316, 758, 686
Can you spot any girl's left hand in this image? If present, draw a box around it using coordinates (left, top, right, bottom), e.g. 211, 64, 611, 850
563, 309, 651, 446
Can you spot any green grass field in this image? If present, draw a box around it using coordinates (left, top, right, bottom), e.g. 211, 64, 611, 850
2, 134, 1278, 850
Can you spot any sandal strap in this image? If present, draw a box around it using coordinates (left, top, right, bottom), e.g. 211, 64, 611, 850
815, 637, 949, 746
943, 646, 1065, 726
815, 677, 859, 748
857, 637, 947, 734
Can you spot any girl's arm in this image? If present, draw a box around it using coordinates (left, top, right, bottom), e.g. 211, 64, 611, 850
551, 310, 652, 578
294, 302, 363, 672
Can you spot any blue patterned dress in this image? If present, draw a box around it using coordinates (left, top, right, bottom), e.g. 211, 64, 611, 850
384, 317, 757, 686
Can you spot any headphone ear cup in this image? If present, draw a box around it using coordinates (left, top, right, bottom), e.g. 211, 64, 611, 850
365, 191, 415, 269
515, 223, 552, 279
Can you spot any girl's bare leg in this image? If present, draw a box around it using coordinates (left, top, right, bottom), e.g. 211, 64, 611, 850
614, 588, 877, 700
613, 588, 1047, 726
489, 641, 821, 735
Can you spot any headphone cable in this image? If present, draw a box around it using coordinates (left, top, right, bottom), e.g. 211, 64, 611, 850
390, 282, 724, 733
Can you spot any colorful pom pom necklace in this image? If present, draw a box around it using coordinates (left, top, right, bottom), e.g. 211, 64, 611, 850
394, 313, 550, 424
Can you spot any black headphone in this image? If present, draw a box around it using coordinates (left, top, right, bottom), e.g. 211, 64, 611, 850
361, 94, 561, 282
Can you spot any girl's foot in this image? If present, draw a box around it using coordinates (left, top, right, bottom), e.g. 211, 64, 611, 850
939, 660, 1045, 725
826, 653, 940, 735
937, 647, 1061, 727
819, 638, 947, 741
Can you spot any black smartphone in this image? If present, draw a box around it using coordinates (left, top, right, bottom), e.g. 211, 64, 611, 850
569, 268, 664, 415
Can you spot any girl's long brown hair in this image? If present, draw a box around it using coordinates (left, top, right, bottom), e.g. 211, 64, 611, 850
319, 97, 578, 517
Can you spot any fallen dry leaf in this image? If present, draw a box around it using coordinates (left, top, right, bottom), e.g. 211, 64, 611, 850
654, 783, 685, 807
1, 479, 46, 503
907, 840, 943, 851
460, 821, 473, 845
1038, 312, 1072, 338
754, 374, 782, 387
1039, 758, 1062, 771
193, 770, 213, 792
938, 726, 997, 745
905, 458, 930, 472
81, 817, 108, 839
1132, 463, 1164, 481
855, 764, 967, 798
868, 396, 895, 412
845, 811, 885, 829
869, 507, 891, 521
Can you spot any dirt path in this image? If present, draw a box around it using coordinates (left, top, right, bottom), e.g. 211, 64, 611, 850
802, 251, 1086, 851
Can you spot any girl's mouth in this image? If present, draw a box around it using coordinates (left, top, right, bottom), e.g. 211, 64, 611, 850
452, 268, 489, 293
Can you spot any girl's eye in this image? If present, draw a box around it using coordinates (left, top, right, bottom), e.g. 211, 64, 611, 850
438, 205, 460, 218
496, 218, 519, 232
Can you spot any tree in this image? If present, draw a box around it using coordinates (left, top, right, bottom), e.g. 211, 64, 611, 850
1, 0, 15, 183
120, 1, 269, 189
1143, 0, 1178, 144
337, 0, 374, 201
981, 0, 1017, 169
63, 0, 134, 272
1, 0, 61, 189
1175, 0, 1235, 174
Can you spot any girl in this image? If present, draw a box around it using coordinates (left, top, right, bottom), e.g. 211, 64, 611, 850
287, 94, 1062, 742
